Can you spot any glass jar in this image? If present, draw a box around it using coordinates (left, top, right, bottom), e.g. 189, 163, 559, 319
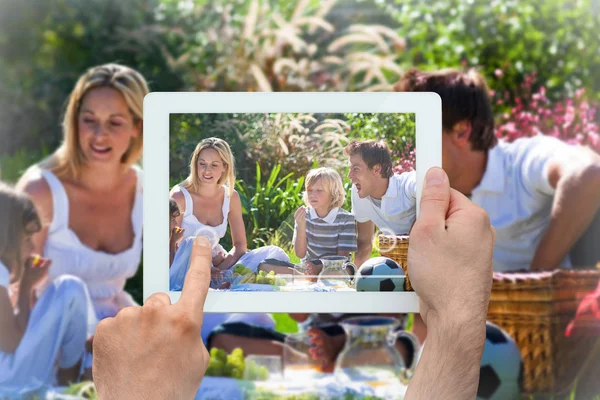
317, 255, 354, 289
334, 316, 418, 388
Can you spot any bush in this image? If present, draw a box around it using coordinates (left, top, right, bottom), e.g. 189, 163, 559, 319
235, 163, 305, 250
170, 112, 351, 188
344, 112, 416, 173
384, 0, 600, 104
495, 72, 599, 153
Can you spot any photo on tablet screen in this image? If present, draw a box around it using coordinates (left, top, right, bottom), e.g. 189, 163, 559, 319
168, 112, 418, 294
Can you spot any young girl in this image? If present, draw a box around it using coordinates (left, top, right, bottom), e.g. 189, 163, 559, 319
0, 182, 91, 394
169, 199, 184, 266
293, 167, 358, 277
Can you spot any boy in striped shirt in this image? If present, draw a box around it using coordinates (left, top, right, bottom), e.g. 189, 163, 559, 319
293, 167, 358, 278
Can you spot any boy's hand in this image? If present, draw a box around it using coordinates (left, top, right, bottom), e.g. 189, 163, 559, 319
306, 261, 322, 281
294, 206, 307, 228
308, 328, 345, 373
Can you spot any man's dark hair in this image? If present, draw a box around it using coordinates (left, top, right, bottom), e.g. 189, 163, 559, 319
394, 67, 497, 151
343, 140, 394, 178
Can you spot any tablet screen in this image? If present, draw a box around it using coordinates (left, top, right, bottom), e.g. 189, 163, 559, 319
168, 112, 417, 294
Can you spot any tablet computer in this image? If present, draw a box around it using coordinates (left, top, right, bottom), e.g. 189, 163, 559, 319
143, 92, 441, 313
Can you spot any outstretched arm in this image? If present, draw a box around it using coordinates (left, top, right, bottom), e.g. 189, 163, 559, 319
531, 147, 600, 270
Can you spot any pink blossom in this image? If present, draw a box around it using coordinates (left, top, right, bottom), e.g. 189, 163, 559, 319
495, 69, 503, 78
494, 72, 599, 156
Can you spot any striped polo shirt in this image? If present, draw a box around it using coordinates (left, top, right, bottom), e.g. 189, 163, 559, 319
294, 207, 358, 261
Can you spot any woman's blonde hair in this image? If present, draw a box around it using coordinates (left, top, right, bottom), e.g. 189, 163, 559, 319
182, 137, 236, 197
303, 167, 346, 210
0, 182, 42, 283
39, 63, 149, 180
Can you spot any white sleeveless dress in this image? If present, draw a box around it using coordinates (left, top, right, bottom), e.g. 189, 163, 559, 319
36, 166, 143, 333
169, 185, 288, 344
171, 185, 289, 282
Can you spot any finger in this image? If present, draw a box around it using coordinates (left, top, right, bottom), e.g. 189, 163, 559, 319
144, 292, 172, 308
416, 167, 451, 232
178, 236, 212, 320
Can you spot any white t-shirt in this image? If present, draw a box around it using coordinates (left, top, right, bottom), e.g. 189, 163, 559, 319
471, 134, 573, 272
351, 171, 417, 235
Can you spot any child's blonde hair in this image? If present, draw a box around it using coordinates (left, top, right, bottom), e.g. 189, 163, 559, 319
0, 182, 42, 283
303, 167, 346, 210
182, 137, 236, 197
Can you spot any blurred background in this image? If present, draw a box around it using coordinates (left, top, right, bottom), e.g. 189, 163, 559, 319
1, 1, 599, 398
2, 0, 598, 303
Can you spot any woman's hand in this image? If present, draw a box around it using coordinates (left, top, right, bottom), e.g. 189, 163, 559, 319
212, 252, 226, 268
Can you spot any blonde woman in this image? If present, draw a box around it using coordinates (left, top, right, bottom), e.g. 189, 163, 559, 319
169, 137, 287, 344
17, 64, 148, 327
170, 137, 289, 281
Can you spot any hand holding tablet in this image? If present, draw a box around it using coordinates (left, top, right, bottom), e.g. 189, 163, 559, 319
94, 167, 494, 400
93, 236, 212, 400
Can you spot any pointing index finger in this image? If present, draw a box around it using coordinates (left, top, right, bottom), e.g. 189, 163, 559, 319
178, 236, 212, 321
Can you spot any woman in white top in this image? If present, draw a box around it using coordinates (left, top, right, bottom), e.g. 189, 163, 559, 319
0, 183, 89, 395
17, 64, 148, 330
170, 137, 289, 281
170, 138, 288, 342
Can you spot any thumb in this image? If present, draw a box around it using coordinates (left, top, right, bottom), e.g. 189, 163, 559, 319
417, 167, 451, 233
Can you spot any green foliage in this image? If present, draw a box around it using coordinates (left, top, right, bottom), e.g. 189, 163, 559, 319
0, 0, 184, 158
384, 0, 600, 103
236, 163, 305, 249
344, 112, 416, 156
0, 146, 52, 183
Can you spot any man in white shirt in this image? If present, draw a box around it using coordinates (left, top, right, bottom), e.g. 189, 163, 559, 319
395, 67, 600, 272
344, 140, 417, 268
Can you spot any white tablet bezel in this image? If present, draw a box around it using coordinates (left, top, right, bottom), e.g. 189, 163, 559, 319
143, 92, 441, 313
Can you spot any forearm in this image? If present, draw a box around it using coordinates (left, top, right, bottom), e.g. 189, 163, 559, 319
169, 242, 177, 267
531, 173, 600, 270
404, 317, 486, 400
294, 228, 307, 259
354, 243, 372, 268
16, 281, 33, 332
217, 247, 246, 270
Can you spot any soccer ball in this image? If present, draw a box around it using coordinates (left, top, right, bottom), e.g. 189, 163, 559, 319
355, 257, 405, 291
477, 322, 524, 400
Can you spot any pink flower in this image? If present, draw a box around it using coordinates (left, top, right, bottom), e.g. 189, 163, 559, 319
495, 69, 503, 78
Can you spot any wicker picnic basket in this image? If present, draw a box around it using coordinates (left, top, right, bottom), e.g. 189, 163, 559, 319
377, 234, 413, 291
487, 268, 600, 395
